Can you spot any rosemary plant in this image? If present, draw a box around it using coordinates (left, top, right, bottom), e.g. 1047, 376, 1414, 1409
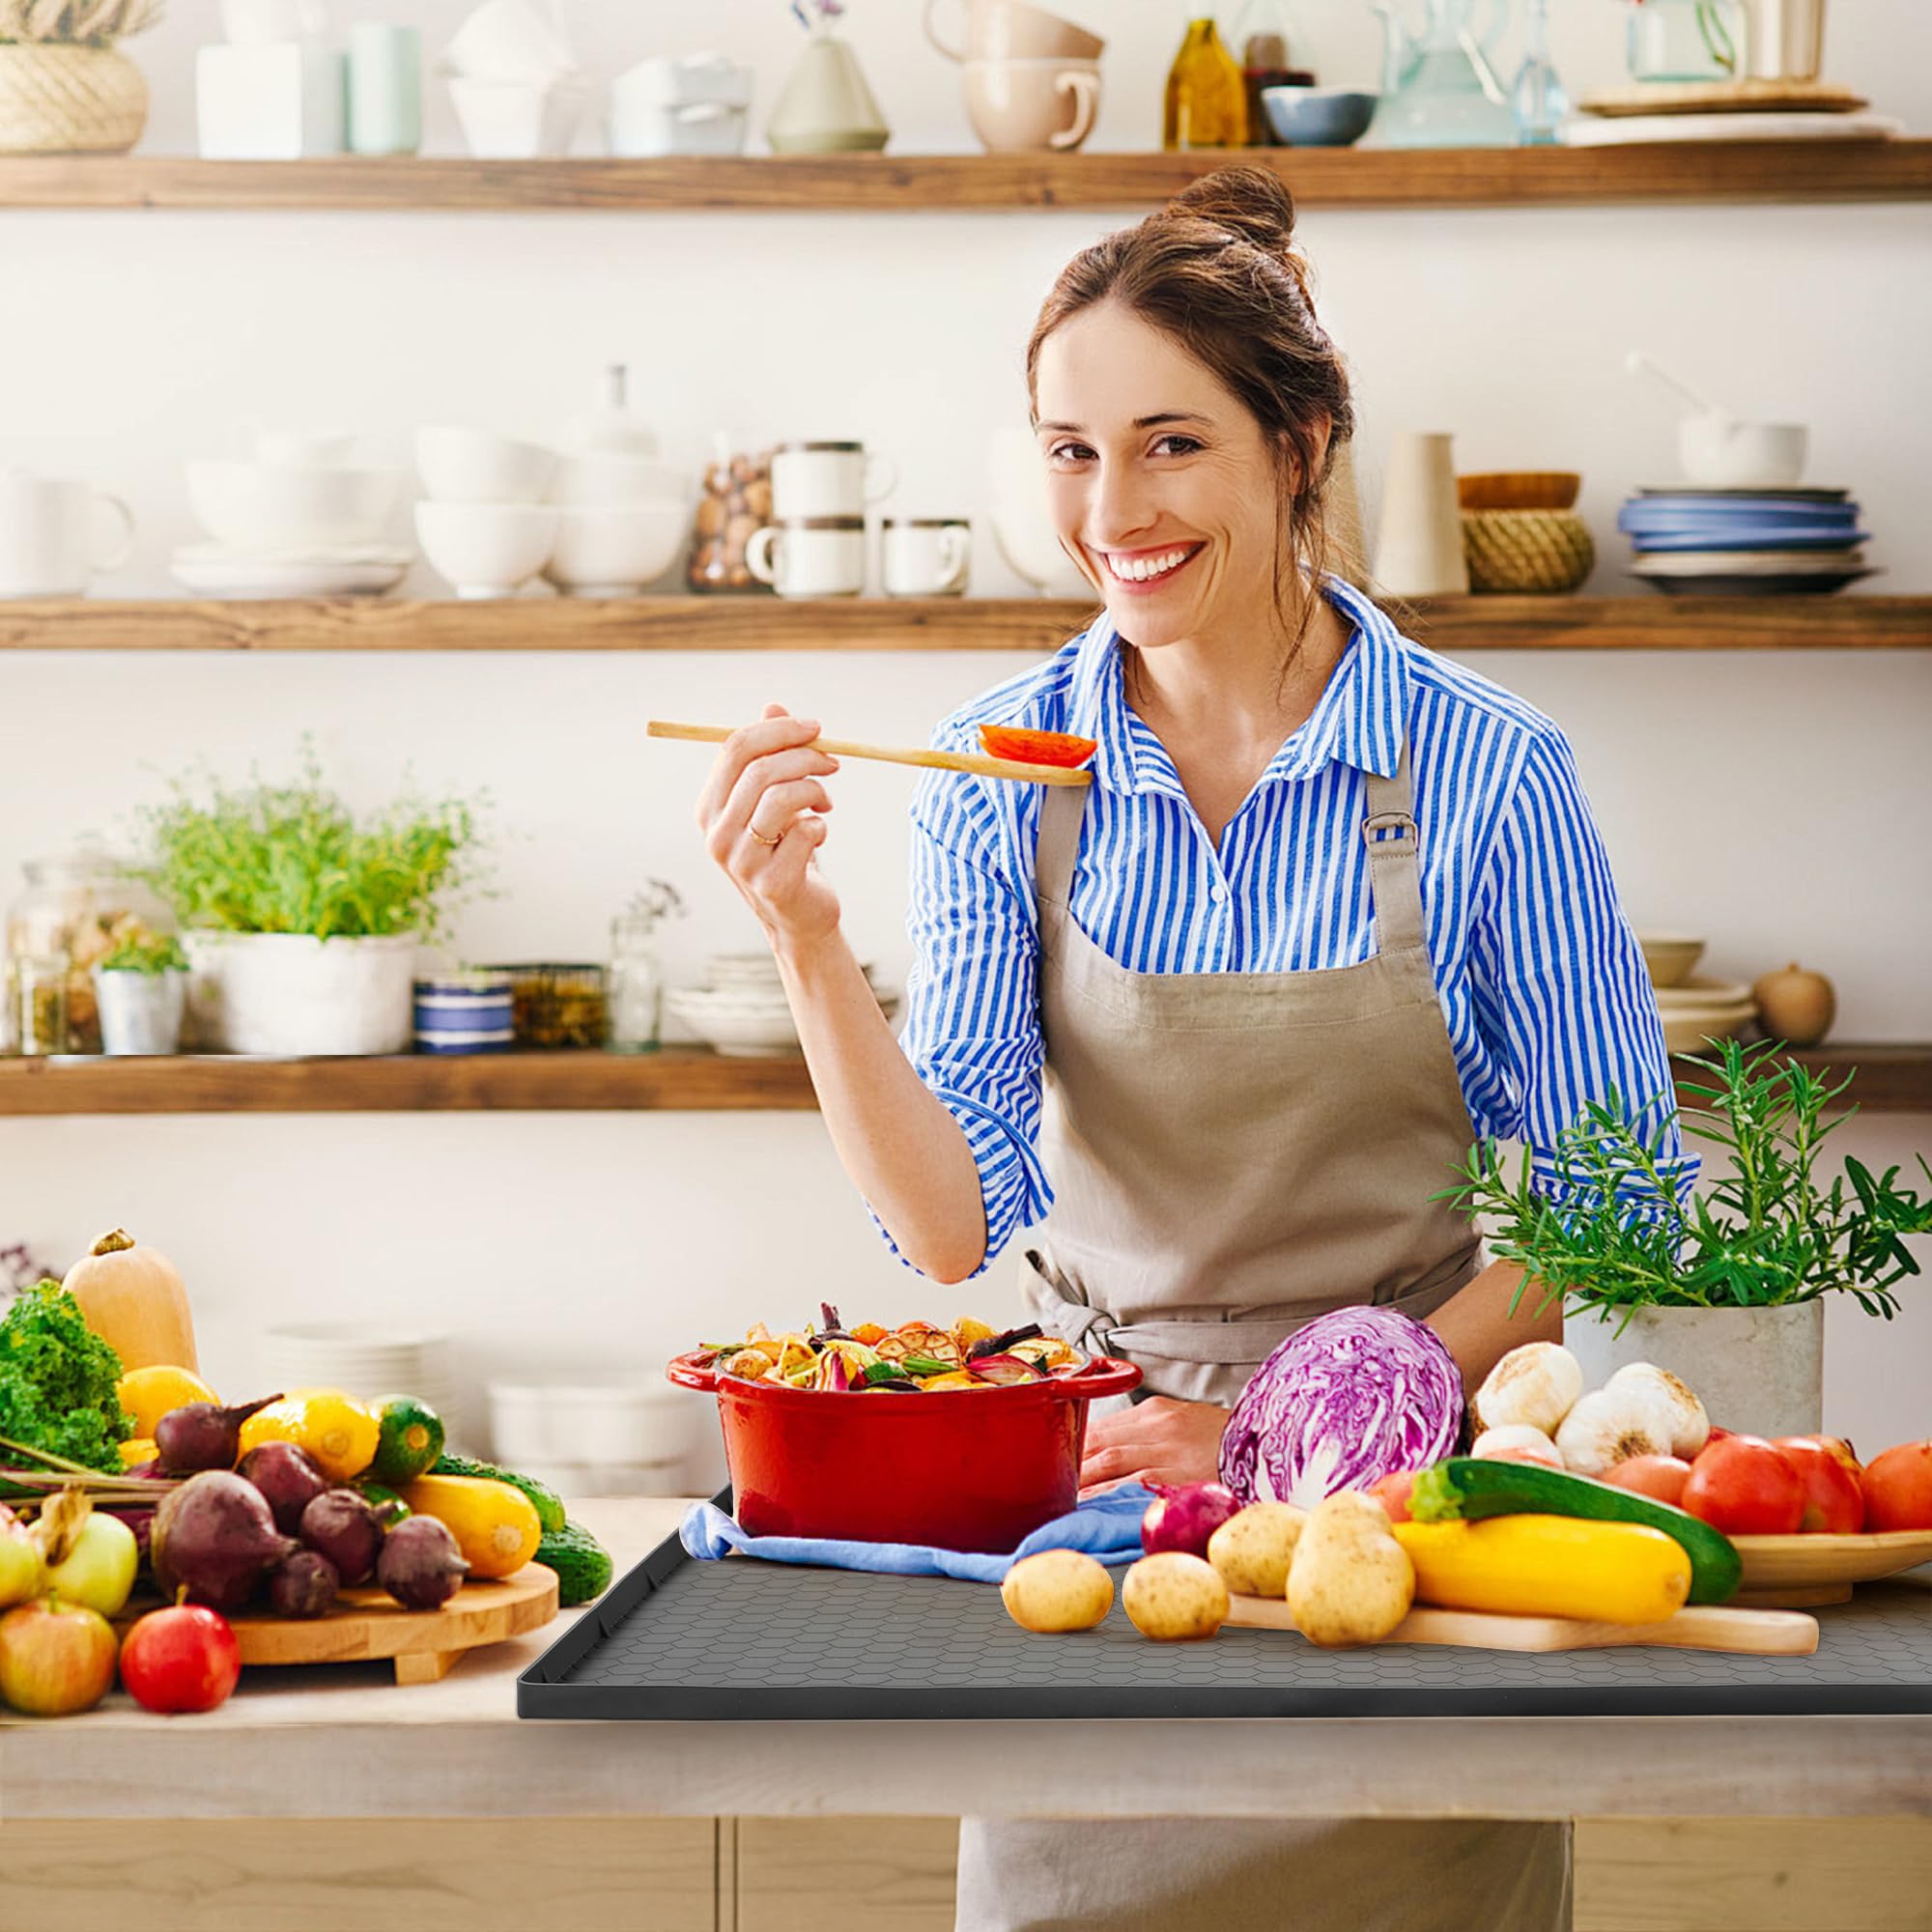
1436, 1037, 1932, 1335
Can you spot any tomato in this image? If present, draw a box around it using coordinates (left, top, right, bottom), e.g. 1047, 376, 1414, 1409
1861, 1440, 1932, 1534
1369, 1469, 1417, 1522
1680, 1434, 1805, 1535
118, 1604, 241, 1715
1602, 1455, 1692, 1507
1771, 1436, 1865, 1533
978, 725, 1098, 770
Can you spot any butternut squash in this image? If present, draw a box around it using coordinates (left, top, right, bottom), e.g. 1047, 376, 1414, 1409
400, 1474, 542, 1579
62, 1229, 198, 1374
1392, 1515, 1691, 1626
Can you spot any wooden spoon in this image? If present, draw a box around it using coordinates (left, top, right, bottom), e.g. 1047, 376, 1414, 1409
646, 720, 1095, 788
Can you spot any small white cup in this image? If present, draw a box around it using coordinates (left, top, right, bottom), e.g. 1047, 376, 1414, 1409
0, 471, 134, 598
771, 441, 895, 522
745, 518, 867, 599
883, 518, 971, 597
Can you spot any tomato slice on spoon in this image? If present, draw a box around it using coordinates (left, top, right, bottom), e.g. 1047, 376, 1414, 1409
978, 725, 1098, 769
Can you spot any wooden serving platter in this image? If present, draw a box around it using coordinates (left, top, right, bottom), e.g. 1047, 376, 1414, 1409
1732, 1528, 1932, 1592
117, 1563, 559, 1685
1227, 1594, 1818, 1656
1579, 78, 1868, 117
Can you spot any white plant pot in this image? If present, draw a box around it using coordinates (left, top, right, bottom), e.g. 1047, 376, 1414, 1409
181, 930, 419, 1056
1564, 1299, 1825, 1438
93, 968, 186, 1055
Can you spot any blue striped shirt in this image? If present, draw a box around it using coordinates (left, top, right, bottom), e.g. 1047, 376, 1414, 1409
889, 574, 1692, 1278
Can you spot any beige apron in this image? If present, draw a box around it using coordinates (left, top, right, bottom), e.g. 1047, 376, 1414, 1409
954, 745, 1573, 1932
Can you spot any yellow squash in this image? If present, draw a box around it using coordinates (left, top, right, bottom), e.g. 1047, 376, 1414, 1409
116, 1364, 217, 1439
400, 1474, 542, 1579
238, 1390, 380, 1484
1392, 1514, 1691, 1625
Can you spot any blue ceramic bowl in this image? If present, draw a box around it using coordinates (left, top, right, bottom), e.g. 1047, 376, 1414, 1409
1262, 86, 1378, 149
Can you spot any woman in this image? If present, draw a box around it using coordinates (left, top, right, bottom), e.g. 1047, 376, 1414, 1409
696, 168, 1682, 1932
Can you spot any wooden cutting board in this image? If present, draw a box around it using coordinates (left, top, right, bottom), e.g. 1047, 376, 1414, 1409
1226, 1594, 1817, 1656
116, 1563, 559, 1685
1579, 78, 1868, 117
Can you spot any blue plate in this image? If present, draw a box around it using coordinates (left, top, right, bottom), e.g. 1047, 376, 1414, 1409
1626, 528, 1871, 554
1631, 493, 1858, 517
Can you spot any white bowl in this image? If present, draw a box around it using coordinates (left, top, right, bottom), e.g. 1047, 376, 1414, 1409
1636, 931, 1706, 988
542, 501, 685, 596
415, 499, 558, 597
417, 426, 556, 505
489, 1379, 688, 1466
1678, 417, 1808, 489
187, 460, 400, 552
448, 74, 585, 157
546, 449, 690, 509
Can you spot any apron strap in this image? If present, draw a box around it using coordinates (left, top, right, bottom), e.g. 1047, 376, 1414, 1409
1361, 741, 1427, 955
1035, 779, 1088, 912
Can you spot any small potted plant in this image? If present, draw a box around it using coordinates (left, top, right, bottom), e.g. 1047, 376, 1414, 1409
0, 0, 163, 156
135, 742, 492, 1058
1439, 1037, 1932, 1435
91, 925, 187, 1055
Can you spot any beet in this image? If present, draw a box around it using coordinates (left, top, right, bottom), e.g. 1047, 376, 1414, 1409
237, 1441, 330, 1536
299, 1489, 384, 1588
269, 1548, 340, 1619
377, 1515, 469, 1609
155, 1394, 281, 1475
152, 1470, 298, 1611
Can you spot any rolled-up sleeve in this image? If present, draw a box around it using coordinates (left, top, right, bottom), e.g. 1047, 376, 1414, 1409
871, 759, 1053, 1278
1469, 724, 1698, 1219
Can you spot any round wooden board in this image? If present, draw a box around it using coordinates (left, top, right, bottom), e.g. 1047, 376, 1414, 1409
1579, 79, 1868, 117
117, 1563, 559, 1685
1732, 1529, 1932, 1591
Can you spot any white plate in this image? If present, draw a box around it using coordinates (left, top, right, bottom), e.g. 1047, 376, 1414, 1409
172, 548, 413, 597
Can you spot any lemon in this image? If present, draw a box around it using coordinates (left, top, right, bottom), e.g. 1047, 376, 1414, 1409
237, 1392, 380, 1483
116, 1364, 217, 1439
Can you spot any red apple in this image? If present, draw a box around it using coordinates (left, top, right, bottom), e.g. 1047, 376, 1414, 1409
118, 1604, 242, 1715
0, 1597, 118, 1716
1681, 1435, 1806, 1536
1772, 1436, 1865, 1533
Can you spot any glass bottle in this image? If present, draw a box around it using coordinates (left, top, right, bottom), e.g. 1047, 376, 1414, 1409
605, 879, 686, 1053
1511, 0, 1571, 145
14, 954, 70, 1056
1164, 18, 1249, 151
1626, 0, 1742, 82
1232, 0, 1315, 146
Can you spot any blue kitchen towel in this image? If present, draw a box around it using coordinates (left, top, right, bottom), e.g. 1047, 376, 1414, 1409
679, 1483, 1159, 1583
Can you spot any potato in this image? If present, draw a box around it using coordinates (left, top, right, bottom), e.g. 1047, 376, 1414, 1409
1285, 1491, 1414, 1649
1001, 1548, 1115, 1634
1207, 1502, 1307, 1600
1122, 1552, 1229, 1642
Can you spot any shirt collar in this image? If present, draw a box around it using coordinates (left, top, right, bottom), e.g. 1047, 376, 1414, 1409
1068, 574, 1408, 799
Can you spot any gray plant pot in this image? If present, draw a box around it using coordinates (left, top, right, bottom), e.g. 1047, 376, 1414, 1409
1564, 1299, 1824, 1437
93, 967, 185, 1056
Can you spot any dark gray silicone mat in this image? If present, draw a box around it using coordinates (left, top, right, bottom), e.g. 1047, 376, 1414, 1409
519, 1492, 1932, 1721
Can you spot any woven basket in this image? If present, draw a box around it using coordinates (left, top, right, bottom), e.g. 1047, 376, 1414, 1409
1462, 509, 1595, 595
0, 43, 148, 154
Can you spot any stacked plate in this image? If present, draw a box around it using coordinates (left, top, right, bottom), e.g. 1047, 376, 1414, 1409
1617, 487, 1876, 595
667, 951, 899, 1057
1653, 976, 1758, 1056
257, 1321, 459, 1443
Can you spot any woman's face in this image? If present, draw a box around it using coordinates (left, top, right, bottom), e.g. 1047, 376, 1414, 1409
1034, 299, 1285, 651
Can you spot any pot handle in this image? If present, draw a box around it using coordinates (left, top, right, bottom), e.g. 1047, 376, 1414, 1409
1056, 1356, 1142, 1402
666, 1351, 720, 1393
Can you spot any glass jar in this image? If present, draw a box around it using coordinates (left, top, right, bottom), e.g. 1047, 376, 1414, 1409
1232, 0, 1316, 145
497, 962, 609, 1049
5, 848, 177, 1056
1627, 0, 1742, 82
689, 439, 777, 594
14, 954, 70, 1056
1165, 18, 1249, 151
606, 913, 667, 1054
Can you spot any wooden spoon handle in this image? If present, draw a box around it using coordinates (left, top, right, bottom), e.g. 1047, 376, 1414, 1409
646, 720, 1094, 788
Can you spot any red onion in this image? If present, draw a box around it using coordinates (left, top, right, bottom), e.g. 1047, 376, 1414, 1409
1140, 1481, 1244, 1558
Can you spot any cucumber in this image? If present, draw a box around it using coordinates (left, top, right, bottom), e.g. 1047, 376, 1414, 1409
537, 1521, 613, 1606
430, 1453, 566, 1535
368, 1396, 446, 1485
1408, 1458, 1742, 1605
357, 1480, 412, 1523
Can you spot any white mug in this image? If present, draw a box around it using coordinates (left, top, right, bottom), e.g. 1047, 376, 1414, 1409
0, 470, 135, 598
745, 518, 867, 599
883, 518, 971, 597
222, 0, 326, 44
771, 441, 896, 522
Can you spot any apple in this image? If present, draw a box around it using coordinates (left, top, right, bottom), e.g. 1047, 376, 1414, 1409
1772, 1436, 1865, 1534
0, 1521, 47, 1609
118, 1604, 242, 1716
0, 1597, 118, 1716
43, 1511, 139, 1618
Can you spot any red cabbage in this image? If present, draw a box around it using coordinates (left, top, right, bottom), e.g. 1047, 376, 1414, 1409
1218, 1306, 1464, 1507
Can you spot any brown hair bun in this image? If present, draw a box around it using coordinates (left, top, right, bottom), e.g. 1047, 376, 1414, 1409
1165, 164, 1298, 258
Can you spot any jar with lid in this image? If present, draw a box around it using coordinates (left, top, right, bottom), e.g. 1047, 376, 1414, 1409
5, 847, 177, 1055
12, 955, 70, 1056
1164, 18, 1249, 150
689, 435, 777, 594
606, 879, 686, 1053
1626, 0, 1742, 82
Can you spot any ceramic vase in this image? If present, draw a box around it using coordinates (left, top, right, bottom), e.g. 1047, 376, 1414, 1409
1372, 431, 1469, 597
766, 27, 890, 154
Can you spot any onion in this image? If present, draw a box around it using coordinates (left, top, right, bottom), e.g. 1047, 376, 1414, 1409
236, 1440, 330, 1536
1140, 1482, 1244, 1559
152, 1471, 298, 1611
299, 1489, 384, 1588
377, 1516, 469, 1609
1219, 1307, 1464, 1508
154, 1395, 281, 1476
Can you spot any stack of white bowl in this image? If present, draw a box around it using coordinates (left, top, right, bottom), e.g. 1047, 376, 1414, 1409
176, 432, 410, 598
440, 0, 586, 158
544, 442, 690, 598
257, 1321, 459, 1443
487, 1377, 692, 1496
667, 951, 898, 1057
414, 427, 560, 599
1637, 932, 1759, 1054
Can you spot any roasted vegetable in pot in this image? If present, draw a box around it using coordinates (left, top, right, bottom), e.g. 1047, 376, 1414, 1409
237, 1439, 332, 1536
1286, 1492, 1414, 1648
270, 1548, 340, 1619
378, 1514, 469, 1608
152, 1470, 298, 1611
1001, 1548, 1115, 1634
155, 1394, 281, 1475
299, 1488, 385, 1587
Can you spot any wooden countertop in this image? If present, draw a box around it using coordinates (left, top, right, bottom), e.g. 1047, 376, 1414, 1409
6, 1498, 1930, 1824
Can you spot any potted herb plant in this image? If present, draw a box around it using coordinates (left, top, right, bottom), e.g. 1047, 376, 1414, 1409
0, 0, 162, 156
91, 926, 187, 1055
1439, 1037, 1932, 1435
136, 743, 491, 1058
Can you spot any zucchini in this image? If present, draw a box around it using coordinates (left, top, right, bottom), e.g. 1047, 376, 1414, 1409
1392, 1517, 1691, 1625
400, 1473, 543, 1579
368, 1396, 445, 1485
430, 1453, 566, 1535
537, 1521, 614, 1606
1407, 1458, 1741, 1605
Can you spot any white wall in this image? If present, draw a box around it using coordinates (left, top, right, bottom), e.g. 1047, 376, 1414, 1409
2, 2, 1928, 1479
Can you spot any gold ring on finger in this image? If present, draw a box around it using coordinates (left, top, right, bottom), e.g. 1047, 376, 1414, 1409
748, 823, 784, 847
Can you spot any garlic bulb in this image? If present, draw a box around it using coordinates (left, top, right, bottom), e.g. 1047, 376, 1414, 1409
1470, 1424, 1564, 1466
1606, 1362, 1710, 1460
1471, 1342, 1583, 1437
1554, 1385, 1677, 1477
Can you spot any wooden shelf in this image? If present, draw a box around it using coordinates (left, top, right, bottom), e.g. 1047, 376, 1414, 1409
0, 1043, 1923, 1116
2, 146, 1930, 212
3, 595, 1926, 654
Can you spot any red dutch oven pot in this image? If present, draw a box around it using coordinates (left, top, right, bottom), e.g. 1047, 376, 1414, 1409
667, 1350, 1142, 1552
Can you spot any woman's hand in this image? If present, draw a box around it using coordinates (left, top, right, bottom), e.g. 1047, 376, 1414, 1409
1077, 1397, 1232, 1497
696, 702, 842, 954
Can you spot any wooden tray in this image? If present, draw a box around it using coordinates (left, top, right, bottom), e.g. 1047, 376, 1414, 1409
118, 1563, 559, 1685
1579, 79, 1868, 117
1733, 1528, 1932, 1592
1227, 1594, 1817, 1656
